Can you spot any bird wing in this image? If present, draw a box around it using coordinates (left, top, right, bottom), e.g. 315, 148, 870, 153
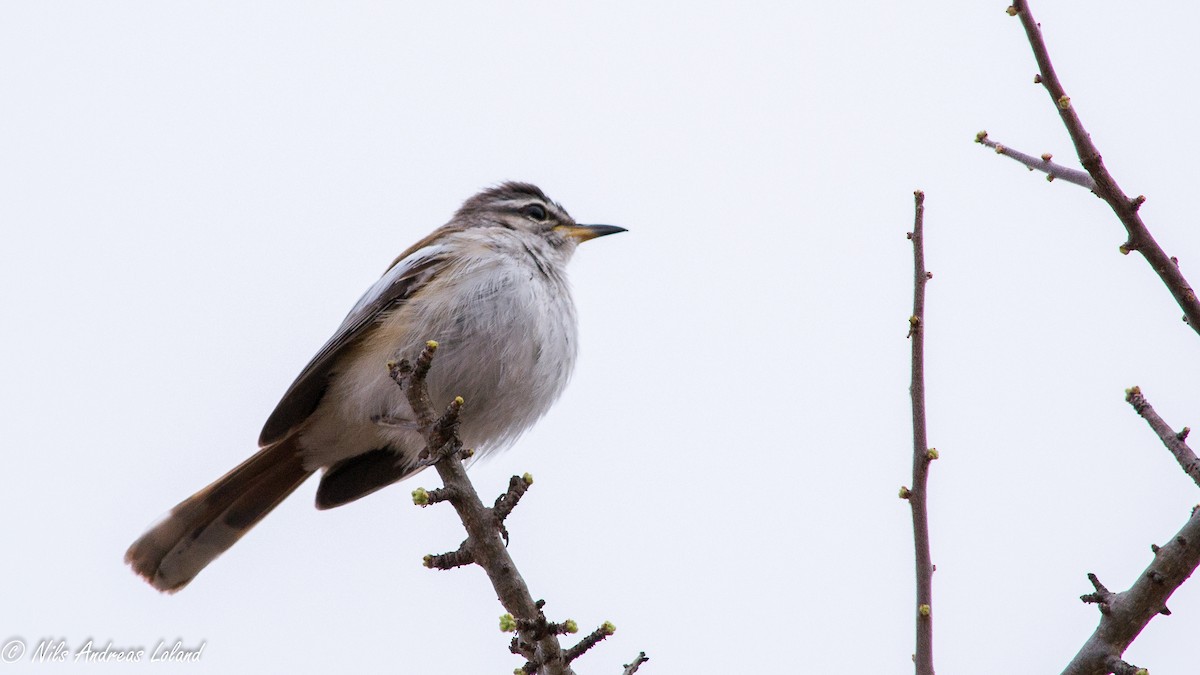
257, 237, 452, 446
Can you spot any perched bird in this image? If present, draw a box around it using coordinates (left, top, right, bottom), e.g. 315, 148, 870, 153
126, 182, 625, 592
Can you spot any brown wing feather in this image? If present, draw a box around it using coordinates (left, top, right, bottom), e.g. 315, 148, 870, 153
257, 236, 455, 446
314, 448, 423, 509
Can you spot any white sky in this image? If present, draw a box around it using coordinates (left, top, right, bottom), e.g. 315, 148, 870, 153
3, 1, 1200, 673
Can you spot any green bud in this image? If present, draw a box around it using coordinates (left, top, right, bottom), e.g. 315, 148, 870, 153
499, 613, 517, 632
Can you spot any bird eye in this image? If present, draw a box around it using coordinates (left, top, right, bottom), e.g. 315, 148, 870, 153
522, 204, 548, 221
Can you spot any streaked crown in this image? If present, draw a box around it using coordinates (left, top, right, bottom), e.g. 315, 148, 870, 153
450, 182, 625, 253
454, 181, 575, 233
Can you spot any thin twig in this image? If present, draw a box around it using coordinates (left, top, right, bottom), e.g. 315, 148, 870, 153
1004, 0, 1200, 334
622, 652, 650, 675
1079, 572, 1114, 614
563, 622, 616, 664
974, 131, 1096, 190
1125, 386, 1200, 489
905, 190, 935, 675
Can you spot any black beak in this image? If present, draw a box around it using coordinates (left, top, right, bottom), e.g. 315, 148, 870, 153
557, 224, 628, 243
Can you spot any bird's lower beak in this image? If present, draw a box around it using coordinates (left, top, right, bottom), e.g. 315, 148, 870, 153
556, 223, 628, 243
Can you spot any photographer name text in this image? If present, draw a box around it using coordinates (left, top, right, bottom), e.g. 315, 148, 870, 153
1, 637, 205, 664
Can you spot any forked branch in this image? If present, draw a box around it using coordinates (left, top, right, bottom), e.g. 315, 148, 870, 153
1064, 446, 1200, 674
986, 0, 1200, 334
390, 341, 631, 674
985, 3, 1200, 672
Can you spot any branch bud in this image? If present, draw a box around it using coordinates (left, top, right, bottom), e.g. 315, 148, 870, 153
499, 613, 517, 632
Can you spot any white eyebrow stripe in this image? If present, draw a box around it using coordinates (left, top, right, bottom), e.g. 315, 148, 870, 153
495, 198, 546, 208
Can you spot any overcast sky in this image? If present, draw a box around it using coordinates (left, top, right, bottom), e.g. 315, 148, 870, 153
4, 1, 1200, 673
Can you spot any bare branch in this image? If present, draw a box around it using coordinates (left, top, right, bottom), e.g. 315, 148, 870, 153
1061, 388, 1200, 674
1062, 507, 1200, 675
905, 190, 935, 675
1125, 387, 1200, 489
422, 541, 475, 570
1000, 0, 1200, 334
393, 343, 644, 672
495, 473, 533, 518
394, 340, 578, 675
987, 5, 1200, 672
563, 621, 616, 664
974, 131, 1096, 189
1079, 572, 1114, 615
622, 651, 650, 675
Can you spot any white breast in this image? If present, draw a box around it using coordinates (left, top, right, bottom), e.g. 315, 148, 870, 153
297, 231, 579, 470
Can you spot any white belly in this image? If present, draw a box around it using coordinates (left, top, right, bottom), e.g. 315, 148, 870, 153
296, 252, 578, 471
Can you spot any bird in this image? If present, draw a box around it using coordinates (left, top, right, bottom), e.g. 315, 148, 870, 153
125, 182, 625, 592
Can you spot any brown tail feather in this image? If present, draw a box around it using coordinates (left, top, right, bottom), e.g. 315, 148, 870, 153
125, 437, 313, 593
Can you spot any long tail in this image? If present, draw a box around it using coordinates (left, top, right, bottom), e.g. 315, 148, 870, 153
125, 436, 313, 593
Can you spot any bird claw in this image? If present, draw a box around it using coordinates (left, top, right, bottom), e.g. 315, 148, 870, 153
415, 441, 469, 467
371, 414, 421, 430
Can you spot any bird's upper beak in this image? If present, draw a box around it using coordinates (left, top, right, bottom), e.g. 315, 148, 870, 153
555, 223, 627, 243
